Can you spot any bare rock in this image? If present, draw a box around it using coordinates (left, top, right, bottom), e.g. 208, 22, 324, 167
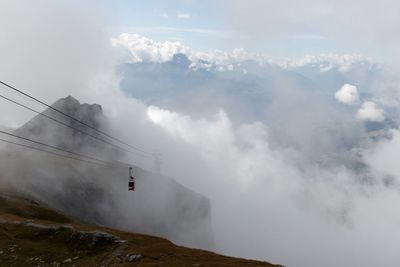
127, 254, 143, 262
63, 258, 72, 263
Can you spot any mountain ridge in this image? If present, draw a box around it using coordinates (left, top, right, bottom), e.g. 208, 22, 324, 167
0, 190, 281, 266
0, 96, 214, 250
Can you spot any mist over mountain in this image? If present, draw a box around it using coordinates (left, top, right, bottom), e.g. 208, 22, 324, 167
118, 47, 396, 169
112, 36, 400, 266
0, 96, 214, 250
4, 1, 400, 266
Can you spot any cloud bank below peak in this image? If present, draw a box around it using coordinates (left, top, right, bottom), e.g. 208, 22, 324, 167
112, 33, 377, 73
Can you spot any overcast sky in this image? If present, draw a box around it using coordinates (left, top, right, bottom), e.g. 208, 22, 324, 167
90, 0, 399, 61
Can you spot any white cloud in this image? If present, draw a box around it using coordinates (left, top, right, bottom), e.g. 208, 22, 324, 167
356, 101, 385, 122
146, 105, 300, 192
112, 33, 189, 63
159, 11, 169, 18
335, 84, 359, 105
278, 53, 374, 73
5, 2, 400, 267
0, 0, 113, 127
217, 0, 400, 45
177, 11, 191, 19
112, 33, 263, 67
145, 104, 400, 267
113, 33, 374, 74
365, 130, 400, 180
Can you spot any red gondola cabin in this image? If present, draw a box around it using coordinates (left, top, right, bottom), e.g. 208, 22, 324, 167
129, 167, 135, 191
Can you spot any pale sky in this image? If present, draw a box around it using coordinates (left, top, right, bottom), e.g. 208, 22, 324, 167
96, 0, 395, 61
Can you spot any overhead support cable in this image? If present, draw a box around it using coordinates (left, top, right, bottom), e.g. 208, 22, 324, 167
0, 93, 150, 158
0, 80, 151, 155
0, 138, 113, 168
0, 130, 130, 168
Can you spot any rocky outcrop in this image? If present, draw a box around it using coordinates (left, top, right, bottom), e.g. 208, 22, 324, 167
0, 193, 277, 267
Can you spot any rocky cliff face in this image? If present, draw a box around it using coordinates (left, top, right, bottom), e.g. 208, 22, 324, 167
14, 96, 114, 157
0, 96, 214, 250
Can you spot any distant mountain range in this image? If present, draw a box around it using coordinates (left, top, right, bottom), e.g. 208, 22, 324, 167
115, 45, 399, 185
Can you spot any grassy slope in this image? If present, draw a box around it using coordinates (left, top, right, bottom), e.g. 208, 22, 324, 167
0, 192, 281, 267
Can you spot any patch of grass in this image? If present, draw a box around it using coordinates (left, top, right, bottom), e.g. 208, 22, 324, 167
0, 192, 280, 267
0, 194, 71, 223
0, 223, 117, 266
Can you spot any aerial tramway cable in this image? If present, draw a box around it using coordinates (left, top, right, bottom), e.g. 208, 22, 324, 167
0, 130, 129, 168
0, 80, 150, 155
0, 130, 138, 190
0, 93, 150, 158
0, 79, 144, 190
0, 138, 113, 168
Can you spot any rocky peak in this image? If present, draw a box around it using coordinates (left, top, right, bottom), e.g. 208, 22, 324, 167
47, 96, 104, 128
14, 96, 110, 154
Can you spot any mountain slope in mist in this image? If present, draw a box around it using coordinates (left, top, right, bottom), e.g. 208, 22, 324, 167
0, 191, 279, 266
0, 96, 214, 250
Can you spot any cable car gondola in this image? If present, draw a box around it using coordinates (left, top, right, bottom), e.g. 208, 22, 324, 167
129, 167, 135, 191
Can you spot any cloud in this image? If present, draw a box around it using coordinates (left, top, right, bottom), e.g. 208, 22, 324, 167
177, 11, 191, 19
364, 130, 400, 180
215, 0, 400, 66
144, 103, 400, 267
125, 26, 231, 38
159, 11, 169, 18
0, 0, 113, 127
114, 33, 372, 74
115, 33, 400, 266
278, 53, 372, 72
112, 33, 258, 66
3, 2, 400, 266
356, 101, 385, 122
216, 0, 394, 37
112, 33, 189, 63
335, 84, 359, 105
65, 7, 400, 267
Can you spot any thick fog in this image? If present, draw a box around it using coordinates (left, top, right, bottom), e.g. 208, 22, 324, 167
2, 1, 400, 267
